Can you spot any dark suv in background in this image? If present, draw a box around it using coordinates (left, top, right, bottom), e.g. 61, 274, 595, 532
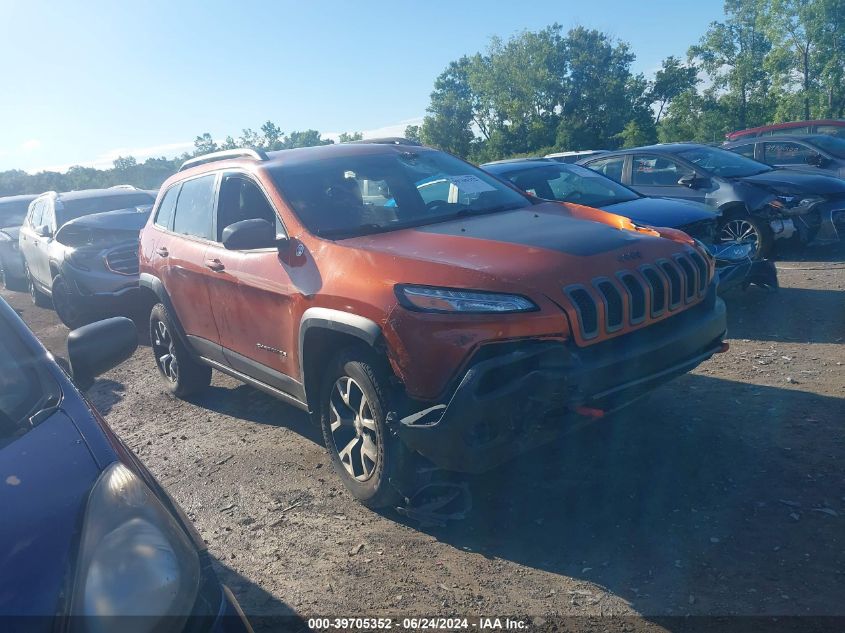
581, 143, 845, 258
19, 187, 155, 325
0, 194, 38, 289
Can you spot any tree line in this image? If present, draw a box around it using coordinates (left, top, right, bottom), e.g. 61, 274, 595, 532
414, 0, 845, 162
1, 0, 842, 196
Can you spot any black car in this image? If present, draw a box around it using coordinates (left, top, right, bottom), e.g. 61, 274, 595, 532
482, 158, 778, 293
0, 194, 38, 289
724, 134, 845, 179
579, 143, 845, 258
0, 299, 252, 632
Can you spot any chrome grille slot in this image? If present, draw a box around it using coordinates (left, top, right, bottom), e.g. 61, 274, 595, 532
688, 250, 709, 294
105, 246, 139, 275
640, 266, 666, 317
659, 259, 682, 309
595, 279, 623, 332
618, 272, 646, 324
675, 255, 697, 302
565, 286, 599, 340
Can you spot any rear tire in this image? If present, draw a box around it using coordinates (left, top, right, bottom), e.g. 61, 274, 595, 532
319, 347, 410, 509
51, 274, 90, 328
27, 268, 51, 308
149, 302, 211, 398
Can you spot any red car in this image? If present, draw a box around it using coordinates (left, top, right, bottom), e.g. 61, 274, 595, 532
726, 119, 845, 142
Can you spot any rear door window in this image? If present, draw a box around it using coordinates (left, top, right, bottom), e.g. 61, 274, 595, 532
731, 143, 757, 159
154, 185, 180, 229
28, 200, 44, 228
172, 175, 216, 241
631, 155, 693, 186
585, 156, 625, 182
763, 141, 816, 165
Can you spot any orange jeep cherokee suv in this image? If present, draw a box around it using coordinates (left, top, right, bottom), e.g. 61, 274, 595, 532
139, 139, 727, 508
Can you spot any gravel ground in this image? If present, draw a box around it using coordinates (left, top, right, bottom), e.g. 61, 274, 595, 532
3, 244, 844, 630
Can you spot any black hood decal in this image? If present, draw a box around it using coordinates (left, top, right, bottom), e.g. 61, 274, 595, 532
415, 203, 644, 256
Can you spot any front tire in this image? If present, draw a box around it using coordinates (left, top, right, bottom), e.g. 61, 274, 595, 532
319, 347, 410, 509
719, 215, 772, 260
149, 303, 211, 398
51, 275, 89, 328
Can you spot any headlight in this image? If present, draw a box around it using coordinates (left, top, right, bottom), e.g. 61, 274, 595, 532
395, 285, 537, 313
770, 195, 823, 215
66, 248, 96, 271
70, 463, 200, 631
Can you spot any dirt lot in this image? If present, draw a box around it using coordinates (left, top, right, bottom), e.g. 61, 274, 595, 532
3, 245, 844, 630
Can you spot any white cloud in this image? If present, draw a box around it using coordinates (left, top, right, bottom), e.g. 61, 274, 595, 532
21, 139, 41, 152
322, 116, 424, 143
27, 140, 195, 174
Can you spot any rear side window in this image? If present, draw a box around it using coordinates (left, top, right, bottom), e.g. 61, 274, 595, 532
28, 200, 44, 228
763, 142, 816, 165
731, 143, 756, 158
172, 175, 216, 241
631, 155, 692, 186
154, 185, 180, 229
586, 156, 625, 182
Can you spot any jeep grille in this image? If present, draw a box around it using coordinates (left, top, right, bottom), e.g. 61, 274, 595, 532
564, 251, 710, 342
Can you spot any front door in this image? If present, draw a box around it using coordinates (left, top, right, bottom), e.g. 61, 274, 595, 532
629, 154, 708, 204
205, 173, 302, 399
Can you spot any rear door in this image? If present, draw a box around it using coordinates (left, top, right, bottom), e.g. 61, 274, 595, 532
204, 172, 302, 398
28, 200, 54, 286
158, 173, 222, 358
18, 200, 42, 282
629, 153, 707, 203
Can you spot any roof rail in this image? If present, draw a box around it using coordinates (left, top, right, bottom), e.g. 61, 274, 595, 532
108, 184, 138, 190
347, 137, 422, 147
179, 148, 269, 172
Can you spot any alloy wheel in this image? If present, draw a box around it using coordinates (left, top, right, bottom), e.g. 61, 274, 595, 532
52, 279, 82, 326
151, 319, 179, 383
720, 219, 759, 252
329, 376, 380, 481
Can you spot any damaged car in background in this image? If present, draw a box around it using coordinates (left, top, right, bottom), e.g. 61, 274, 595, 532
580, 143, 845, 259
483, 158, 778, 293
18, 187, 156, 327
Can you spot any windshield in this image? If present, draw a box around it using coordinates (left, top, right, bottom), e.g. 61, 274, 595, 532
0, 310, 61, 448
496, 163, 640, 207
269, 149, 530, 238
812, 135, 845, 159
0, 199, 34, 227
677, 146, 772, 177
58, 193, 155, 226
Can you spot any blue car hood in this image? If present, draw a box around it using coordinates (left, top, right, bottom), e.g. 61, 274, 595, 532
599, 197, 718, 229
0, 410, 99, 619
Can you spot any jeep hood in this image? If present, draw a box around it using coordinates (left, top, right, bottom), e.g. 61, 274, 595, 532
343, 201, 697, 294
600, 197, 718, 229
740, 168, 845, 196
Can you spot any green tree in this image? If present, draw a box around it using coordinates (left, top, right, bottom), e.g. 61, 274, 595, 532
650, 56, 700, 123
193, 133, 218, 156
690, 0, 774, 130
404, 125, 421, 142
261, 121, 284, 149
338, 131, 363, 142
420, 57, 477, 157
113, 156, 137, 170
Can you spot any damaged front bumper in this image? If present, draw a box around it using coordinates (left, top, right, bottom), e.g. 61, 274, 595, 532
396, 287, 727, 473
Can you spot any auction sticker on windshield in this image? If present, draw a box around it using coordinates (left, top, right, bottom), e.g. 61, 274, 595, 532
447, 175, 497, 194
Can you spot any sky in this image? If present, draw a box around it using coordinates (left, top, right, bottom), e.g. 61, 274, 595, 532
0, 0, 725, 173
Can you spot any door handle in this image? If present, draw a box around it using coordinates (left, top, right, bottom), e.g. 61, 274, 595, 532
156, 247, 169, 257
205, 258, 225, 272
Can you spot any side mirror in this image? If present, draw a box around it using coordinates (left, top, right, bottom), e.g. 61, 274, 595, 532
68, 317, 138, 391
35, 224, 52, 238
677, 173, 698, 188
222, 219, 279, 250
